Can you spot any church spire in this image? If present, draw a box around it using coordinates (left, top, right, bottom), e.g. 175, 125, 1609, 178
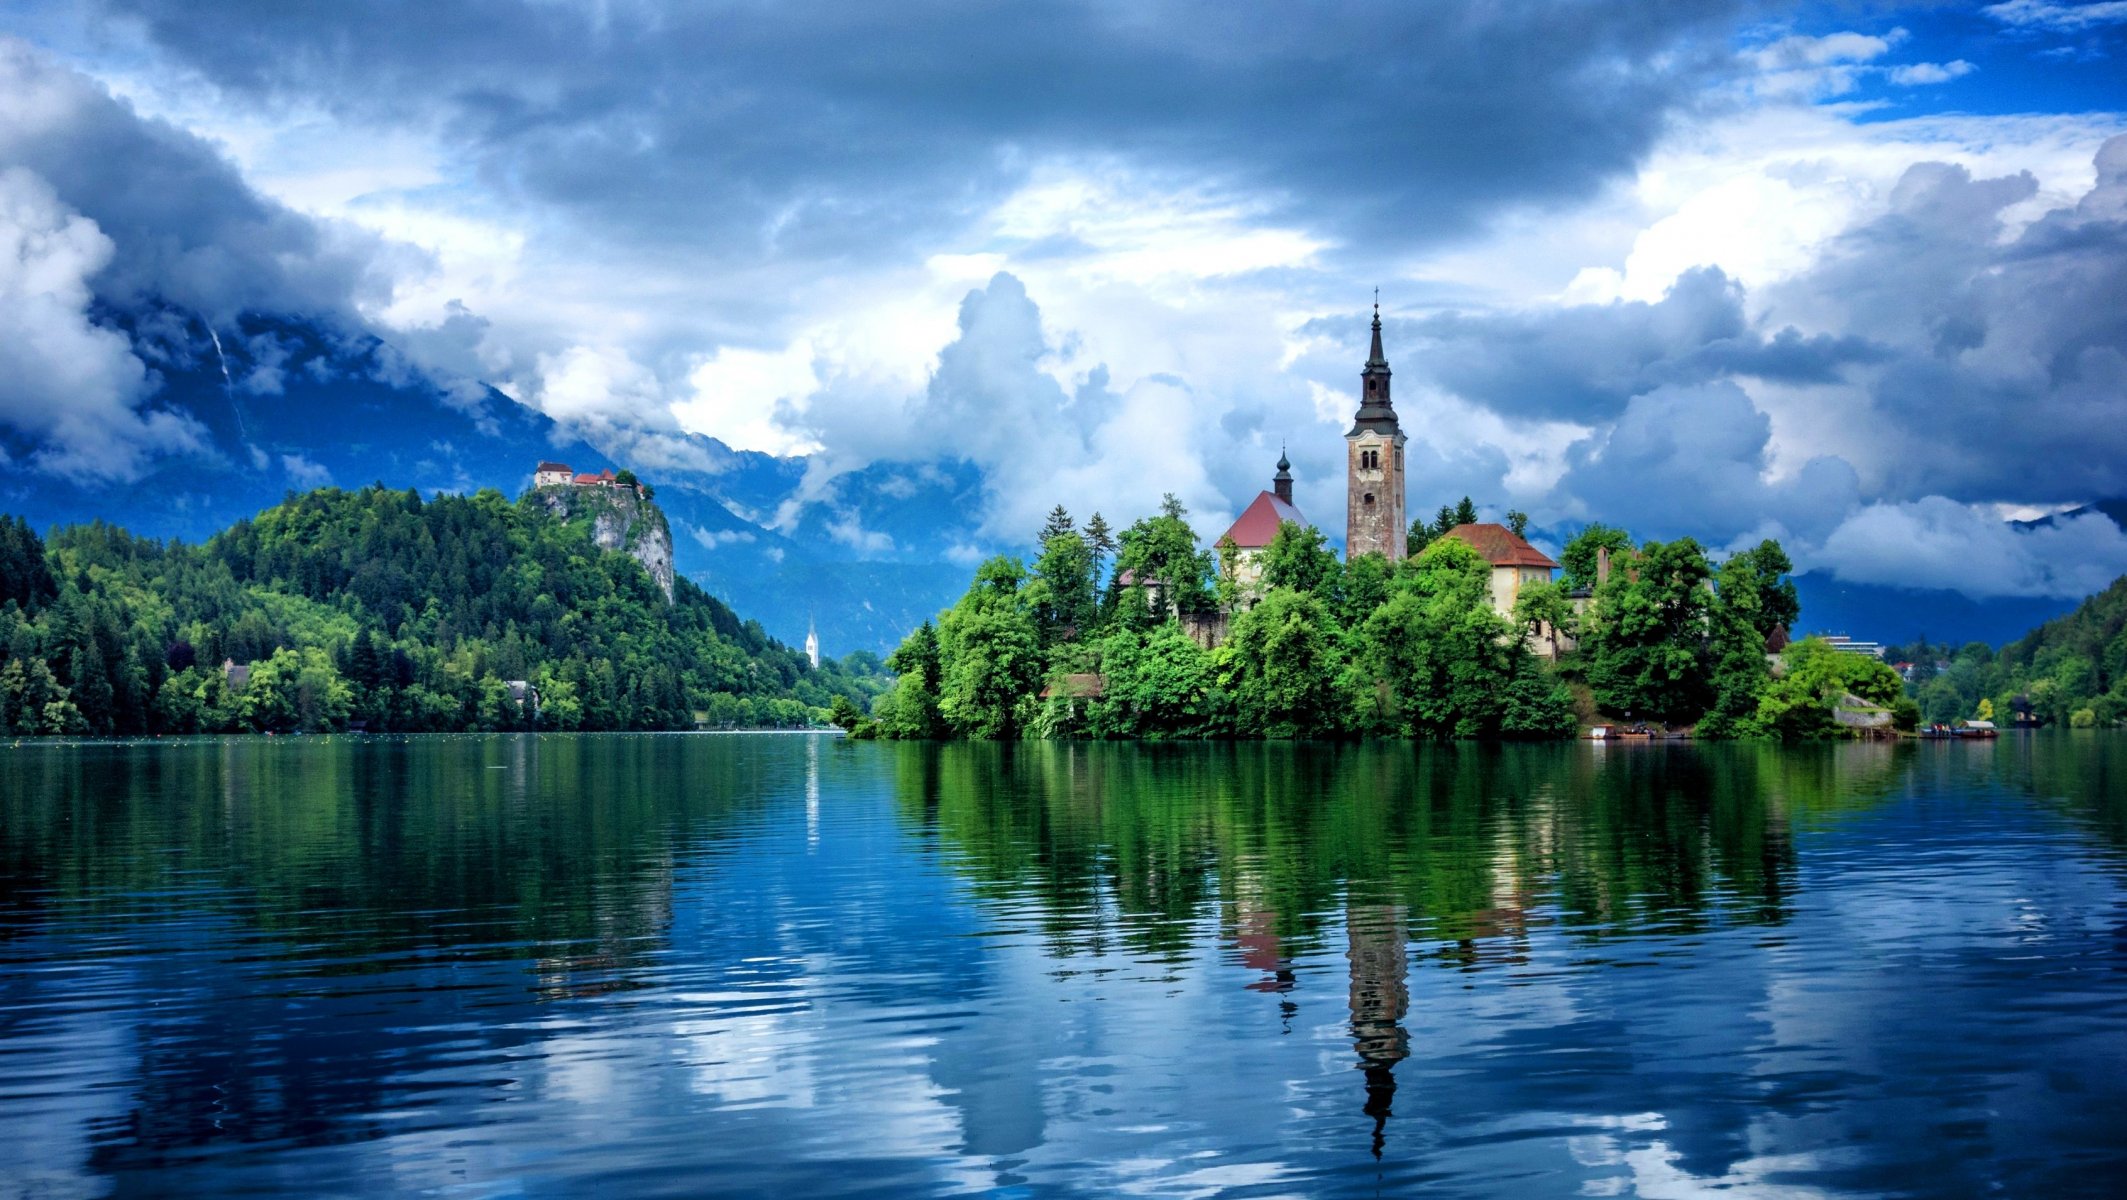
1274, 444, 1293, 504
1352, 293, 1396, 432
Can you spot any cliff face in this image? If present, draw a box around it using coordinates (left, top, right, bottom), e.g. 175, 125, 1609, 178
534, 485, 676, 601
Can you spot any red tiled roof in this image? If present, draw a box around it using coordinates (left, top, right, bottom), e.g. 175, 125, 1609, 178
1219, 491, 1307, 549
536, 461, 571, 473
572, 469, 616, 485
1441, 523, 1559, 569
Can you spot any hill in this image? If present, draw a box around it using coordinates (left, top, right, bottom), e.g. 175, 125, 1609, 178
1897, 573, 2127, 727
0, 484, 885, 735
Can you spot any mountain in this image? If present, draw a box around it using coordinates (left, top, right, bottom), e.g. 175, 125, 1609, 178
1789, 572, 2080, 649
0, 482, 885, 735
0, 309, 968, 656
17, 307, 2117, 659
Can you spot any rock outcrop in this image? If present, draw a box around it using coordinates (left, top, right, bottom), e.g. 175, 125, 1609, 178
534, 484, 676, 601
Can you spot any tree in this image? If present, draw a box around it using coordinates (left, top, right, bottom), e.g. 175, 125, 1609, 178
935, 557, 1044, 738
1039, 504, 1075, 546
1081, 512, 1116, 589
1718, 540, 1800, 640
1093, 622, 1218, 737
1453, 496, 1479, 527
1559, 524, 1632, 592
1511, 579, 1575, 661
1259, 521, 1340, 598
1030, 531, 1097, 645
1506, 509, 1531, 539
1582, 537, 1716, 725
1362, 539, 1517, 738
1115, 508, 1214, 617
1224, 588, 1349, 738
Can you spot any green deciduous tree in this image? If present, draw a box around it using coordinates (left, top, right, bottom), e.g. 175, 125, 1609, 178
1224, 588, 1349, 738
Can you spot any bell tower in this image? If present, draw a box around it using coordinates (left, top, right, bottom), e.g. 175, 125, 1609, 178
1346, 298, 1407, 562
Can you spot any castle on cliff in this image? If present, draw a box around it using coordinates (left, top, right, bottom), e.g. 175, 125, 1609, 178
533, 461, 647, 497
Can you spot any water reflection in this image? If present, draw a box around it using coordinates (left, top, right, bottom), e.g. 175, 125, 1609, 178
1, 735, 2125, 1196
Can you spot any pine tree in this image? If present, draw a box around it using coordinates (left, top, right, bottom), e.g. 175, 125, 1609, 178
1082, 512, 1115, 586
1039, 504, 1075, 546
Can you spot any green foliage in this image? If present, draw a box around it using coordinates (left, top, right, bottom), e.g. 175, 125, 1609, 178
1405, 496, 1479, 557
1582, 538, 1716, 724
1559, 523, 1632, 592
878, 504, 1814, 744
935, 557, 1044, 739
0, 487, 885, 736
1113, 504, 1214, 617
1743, 637, 1907, 740
1029, 531, 1098, 644
1089, 622, 1219, 738
1362, 540, 1555, 739
1224, 589, 1349, 738
1258, 521, 1340, 598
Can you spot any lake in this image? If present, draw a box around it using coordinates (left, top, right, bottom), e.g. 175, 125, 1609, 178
2, 734, 2124, 1197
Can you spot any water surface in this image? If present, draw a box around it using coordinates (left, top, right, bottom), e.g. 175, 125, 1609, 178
2, 734, 2124, 1197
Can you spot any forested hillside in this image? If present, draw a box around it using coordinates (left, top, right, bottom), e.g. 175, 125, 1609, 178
1894, 574, 2127, 727
0, 487, 885, 735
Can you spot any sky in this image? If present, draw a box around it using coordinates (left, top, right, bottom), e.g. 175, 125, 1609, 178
3, 0, 2127, 599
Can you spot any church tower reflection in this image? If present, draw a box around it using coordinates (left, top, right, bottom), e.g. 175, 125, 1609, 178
1346, 901, 1410, 1159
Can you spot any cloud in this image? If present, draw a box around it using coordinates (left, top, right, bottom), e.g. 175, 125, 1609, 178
1888, 61, 1977, 86
85, 0, 1753, 261
0, 165, 205, 481
0, 38, 389, 324
1399, 267, 1887, 425
280, 452, 332, 489
1984, 1, 2127, 32
1547, 381, 1859, 545
1816, 500, 2127, 598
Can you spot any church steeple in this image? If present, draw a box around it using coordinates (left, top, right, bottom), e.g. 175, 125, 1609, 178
1352, 295, 1396, 433
1346, 295, 1408, 562
1273, 446, 1293, 505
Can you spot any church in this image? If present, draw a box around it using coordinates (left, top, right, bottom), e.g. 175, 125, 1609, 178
1218, 301, 1560, 626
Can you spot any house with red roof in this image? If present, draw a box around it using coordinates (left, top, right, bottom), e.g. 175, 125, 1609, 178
1438, 522, 1560, 620
533, 461, 573, 488
1217, 451, 1307, 602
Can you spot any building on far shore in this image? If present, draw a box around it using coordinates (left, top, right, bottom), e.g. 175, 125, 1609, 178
530, 461, 647, 497
1437, 522, 1560, 620
1820, 635, 1887, 659
1217, 450, 1305, 605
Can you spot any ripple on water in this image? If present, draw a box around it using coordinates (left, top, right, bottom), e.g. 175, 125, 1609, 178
1, 736, 2125, 1196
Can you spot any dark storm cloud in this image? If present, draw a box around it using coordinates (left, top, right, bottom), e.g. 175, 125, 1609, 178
87, 0, 1764, 263
1383, 266, 1889, 423
0, 39, 388, 324
1767, 142, 2127, 504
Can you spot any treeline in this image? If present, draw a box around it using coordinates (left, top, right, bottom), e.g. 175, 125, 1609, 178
1890, 573, 2127, 727
0, 489, 884, 736
842, 498, 1882, 742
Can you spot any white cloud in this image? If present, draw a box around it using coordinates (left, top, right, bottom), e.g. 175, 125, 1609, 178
1888, 61, 1977, 87
675, 340, 823, 457
1984, 1, 2127, 32
281, 452, 333, 488
1816, 501, 2127, 598
0, 165, 204, 482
